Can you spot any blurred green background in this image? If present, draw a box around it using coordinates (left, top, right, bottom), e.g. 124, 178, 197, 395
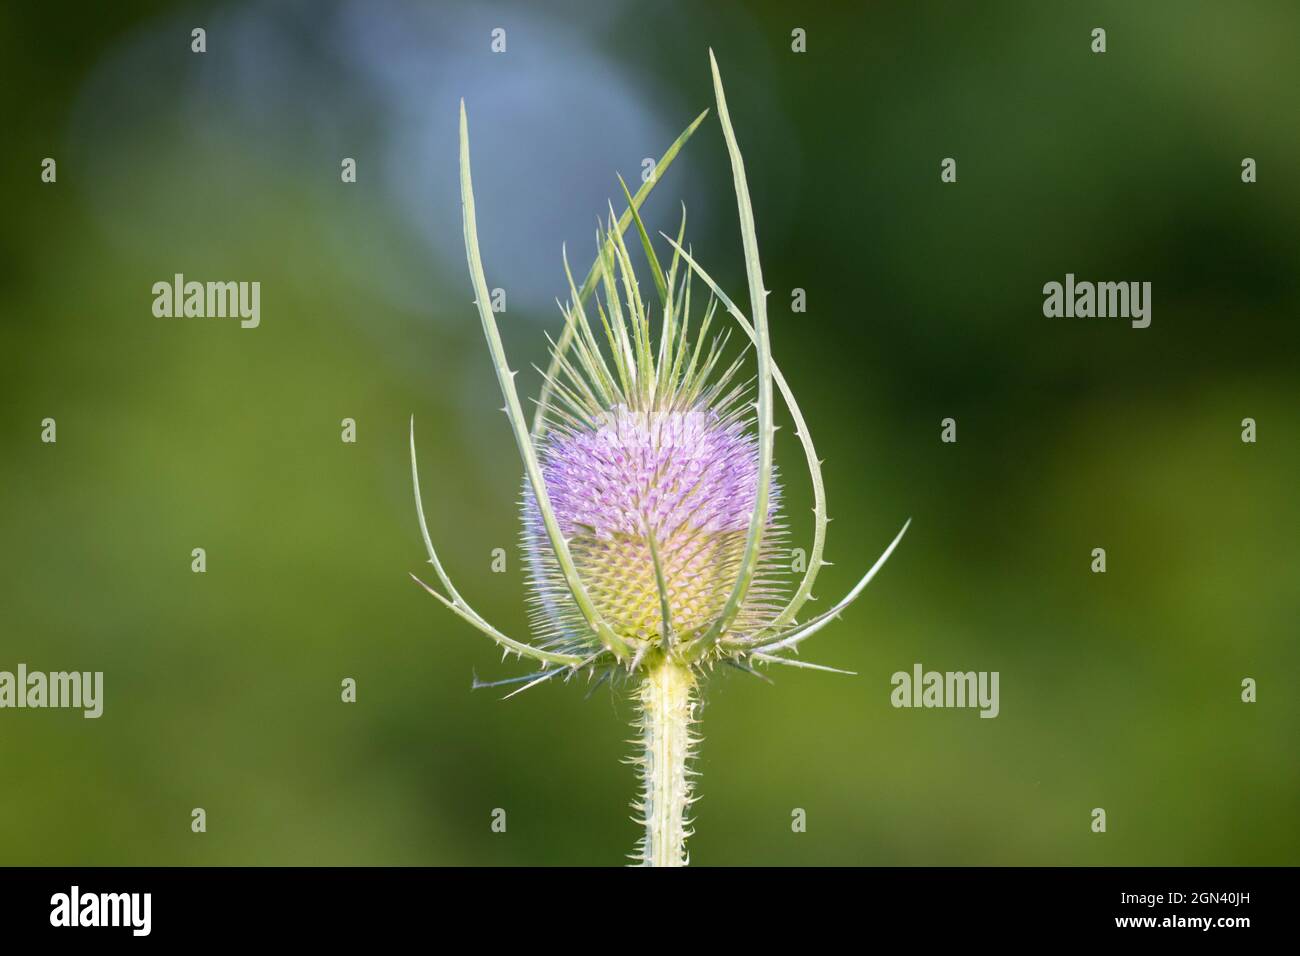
2, 0, 1296, 866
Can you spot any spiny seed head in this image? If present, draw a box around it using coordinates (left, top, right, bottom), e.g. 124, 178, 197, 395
522, 403, 787, 658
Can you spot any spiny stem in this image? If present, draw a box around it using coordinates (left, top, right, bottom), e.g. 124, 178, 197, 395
635, 655, 697, 866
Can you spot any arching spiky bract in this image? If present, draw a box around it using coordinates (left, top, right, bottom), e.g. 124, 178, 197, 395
683, 49, 776, 664
532, 111, 711, 444
411, 52, 909, 867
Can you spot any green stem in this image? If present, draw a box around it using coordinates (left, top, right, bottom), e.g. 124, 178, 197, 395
636, 656, 696, 866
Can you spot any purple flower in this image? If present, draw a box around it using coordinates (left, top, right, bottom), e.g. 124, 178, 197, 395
522, 405, 787, 655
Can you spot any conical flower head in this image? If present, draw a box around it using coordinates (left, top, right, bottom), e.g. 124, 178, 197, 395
523, 403, 787, 656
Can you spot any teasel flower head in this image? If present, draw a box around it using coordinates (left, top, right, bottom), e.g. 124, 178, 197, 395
411, 50, 908, 866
